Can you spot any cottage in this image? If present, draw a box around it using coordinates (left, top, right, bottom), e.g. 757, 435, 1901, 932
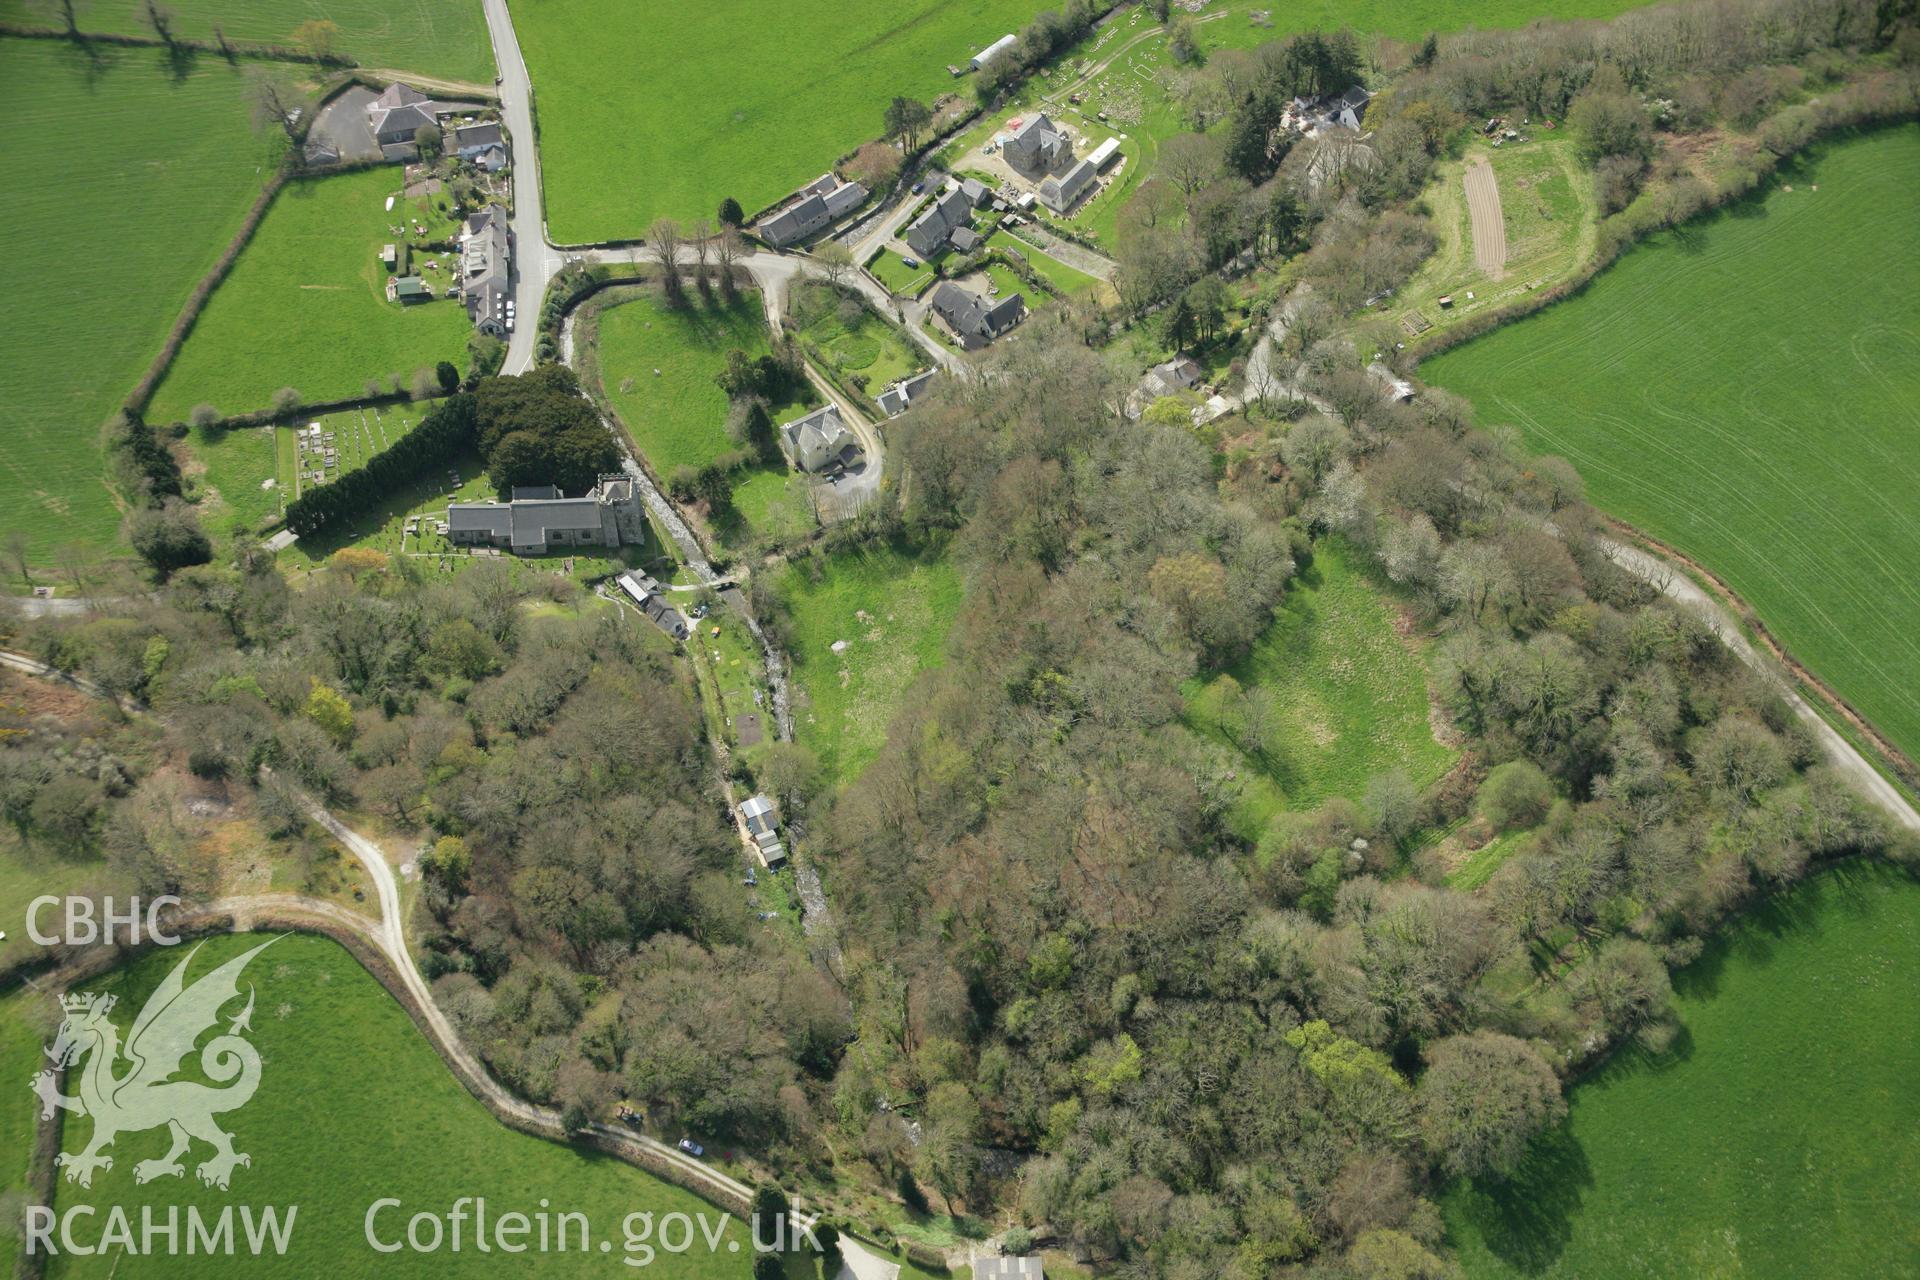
903, 186, 975, 258
780, 405, 862, 474
930, 281, 1025, 350
959, 177, 992, 207
971, 33, 1017, 69
615, 571, 691, 640
948, 226, 984, 254
460, 204, 512, 336
1037, 157, 1098, 213
447, 474, 643, 555
366, 82, 444, 160
1143, 356, 1204, 399
758, 173, 870, 247
876, 369, 936, 417
1003, 113, 1074, 179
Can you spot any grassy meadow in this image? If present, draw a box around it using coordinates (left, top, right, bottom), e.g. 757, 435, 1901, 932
775, 541, 963, 790
1423, 125, 1920, 765
1396, 133, 1598, 347
1184, 542, 1454, 839
150, 167, 474, 423
1446, 862, 1920, 1278
34, 932, 815, 1278
0, 38, 269, 559
513, 0, 1047, 241
592, 289, 818, 550
0, 0, 496, 83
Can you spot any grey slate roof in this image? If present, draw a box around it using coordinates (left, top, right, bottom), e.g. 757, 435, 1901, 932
877, 368, 935, 417
780, 405, 860, 473
930, 282, 1024, 349
973, 1259, 1043, 1280
1038, 157, 1098, 212
447, 504, 510, 537
452, 121, 504, 150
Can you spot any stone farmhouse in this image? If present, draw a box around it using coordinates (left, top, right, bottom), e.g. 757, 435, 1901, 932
1003, 113, 1074, 180
1038, 156, 1099, 213
930, 282, 1025, 350
904, 187, 978, 259
780, 405, 862, 474
460, 204, 512, 337
759, 172, 870, 248
446, 476, 643, 554
451, 121, 509, 172
616, 571, 691, 640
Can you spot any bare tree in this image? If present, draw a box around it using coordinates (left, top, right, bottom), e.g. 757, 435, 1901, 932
1158, 132, 1221, 196
713, 227, 742, 300
43, 0, 86, 38
4, 529, 30, 585
650, 218, 684, 301
248, 70, 303, 142
142, 0, 174, 45
812, 240, 855, 290
688, 218, 713, 294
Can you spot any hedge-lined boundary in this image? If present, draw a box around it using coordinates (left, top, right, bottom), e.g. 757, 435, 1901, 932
1411, 74, 1920, 364
0, 21, 354, 66
283, 393, 476, 535
123, 159, 389, 418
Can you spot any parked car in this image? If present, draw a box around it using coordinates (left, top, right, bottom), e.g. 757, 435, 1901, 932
911, 180, 926, 194
901, 257, 919, 269
677, 1138, 705, 1157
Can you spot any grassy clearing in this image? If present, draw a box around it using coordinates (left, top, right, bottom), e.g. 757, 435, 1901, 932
0, 38, 269, 558
591, 289, 820, 551
151, 167, 473, 422
776, 540, 963, 791
1184, 541, 1454, 839
788, 282, 923, 395
991, 230, 1101, 296
1394, 133, 1598, 347
868, 249, 938, 298
0, 0, 496, 83
515, 0, 1046, 242
1445, 862, 1920, 1278
37, 932, 816, 1278
1423, 125, 1920, 764
943, 0, 1652, 251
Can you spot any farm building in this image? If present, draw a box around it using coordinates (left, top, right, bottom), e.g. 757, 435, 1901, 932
780, 405, 862, 474
447, 474, 643, 554
738, 794, 786, 868
1086, 136, 1122, 170
386, 275, 429, 303
1368, 362, 1416, 402
1038, 157, 1098, 213
971, 34, 1017, 69
930, 281, 1025, 350
758, 172, 869, 248
877, 369, 935, 417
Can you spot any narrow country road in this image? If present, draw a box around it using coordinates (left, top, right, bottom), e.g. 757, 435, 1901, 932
480, 0, 561, 375
1599, 540, 1920, 831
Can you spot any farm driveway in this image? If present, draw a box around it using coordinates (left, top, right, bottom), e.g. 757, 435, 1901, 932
1465, 159, 1507, 277
310, 86, 380, 161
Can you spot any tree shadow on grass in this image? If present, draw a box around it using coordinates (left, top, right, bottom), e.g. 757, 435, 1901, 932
1671, 860, 1901, 1002
1451, 1122, 1595, 1275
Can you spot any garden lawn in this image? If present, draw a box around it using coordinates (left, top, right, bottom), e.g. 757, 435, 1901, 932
991, 230, 1101, 297
40, 932, 808, 1278
1423, 125, 1920, 765
868, 250, 937, 299
0, 0, 495, 83
514, 0, 1049, 241
1184, 541, 1454, 839
789, 282, 922, 397
151, 167, 473, 423
0, 39, 269, 559
776, 541, 962, 790
943, 0, 1653, 251
1445, 862, 1920, 1278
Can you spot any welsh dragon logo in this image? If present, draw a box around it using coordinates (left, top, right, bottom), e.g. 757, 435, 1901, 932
32, 939, 277, 1191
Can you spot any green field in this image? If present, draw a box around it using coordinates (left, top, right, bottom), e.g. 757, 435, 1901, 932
776, 541, 962, 790
1447, 862, 1920, 1278
1423, 126, 1920, 764
593, 289, 818, 549
513, 0, 1048, 241
0, 39, 269, 558
1397, 134, 1598, 347
0, 0, 496, 83
150, 167, 473, 423
1, 988, 48, 1278
1184, 541, 1454, 838
32, 932, 813, 1277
